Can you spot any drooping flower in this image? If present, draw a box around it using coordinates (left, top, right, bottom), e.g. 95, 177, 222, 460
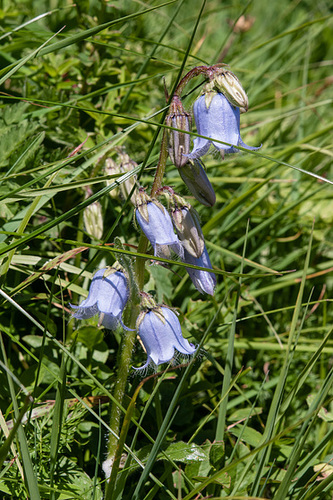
183, 246, 216, 295
178, 159, 216, 207
188, 92, 261, 159
135, 305, 196, 370
135, 190, 183, 258
70, 267, 129, 330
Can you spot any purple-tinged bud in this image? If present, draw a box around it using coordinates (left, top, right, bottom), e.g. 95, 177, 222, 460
70, 265, 129, 330
135, 305, 196, 370
178, 159, 216, 207
183, 246, 216, 295
213, 70, 249, 113
171, 198, 205, 258
166, 96, 191, 168
135, 191, 184, 258
83, 200, 103, 240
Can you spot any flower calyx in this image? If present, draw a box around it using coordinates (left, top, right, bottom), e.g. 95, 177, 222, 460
136, 293, 166, 329
135, 189, 165, 224
213, 68, 249, 113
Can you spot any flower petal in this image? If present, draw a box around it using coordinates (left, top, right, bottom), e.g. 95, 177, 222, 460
97, 271, 128, 316
183, 247, 216, 295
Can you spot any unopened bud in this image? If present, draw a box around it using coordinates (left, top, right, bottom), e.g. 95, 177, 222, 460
171, 205, 205, 258
105, 158, 121, 199
83, 201, 103, 240
214, 70, 249, 113
117, 150, 138, 205
179, 159, 216, 207
166, 96, 191, 168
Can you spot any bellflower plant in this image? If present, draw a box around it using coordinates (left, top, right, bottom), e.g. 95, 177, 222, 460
91, 64, 262, 487
183, 246, 216, 295
188, 91, 261, 159
135, 300, 197, 371
70, 266, 129, 330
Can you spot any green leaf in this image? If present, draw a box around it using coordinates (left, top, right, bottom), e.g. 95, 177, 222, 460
73, 326, 104, 351
209, 441, 225, 469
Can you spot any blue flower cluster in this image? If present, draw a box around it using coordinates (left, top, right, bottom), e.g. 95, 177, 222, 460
71, 66, 260, 372
71, 266, 197, 370
135, 189, 216, 296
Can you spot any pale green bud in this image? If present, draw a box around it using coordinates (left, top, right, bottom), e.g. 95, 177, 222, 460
105, 157, 121, 199
117, 150, 138, 205
83, 201, 103, 240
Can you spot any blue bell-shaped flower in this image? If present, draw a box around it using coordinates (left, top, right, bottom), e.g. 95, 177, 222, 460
135, 190, 183, 259
135, 305, 196, 370
70, 267, 129, 330
189, 92, 261, 159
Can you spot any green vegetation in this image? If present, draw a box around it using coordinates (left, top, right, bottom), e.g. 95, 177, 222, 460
0, 0, 332, 498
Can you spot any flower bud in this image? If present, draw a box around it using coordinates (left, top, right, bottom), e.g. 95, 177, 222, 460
179, 159, 216, 207
166, 96, 191, 168
105, 157, 121, 199
171, 199, 205, 258
117, 149, 138, 205
105, 149, 138, 205
213, 70, 249, 113
83, 200, 103, 240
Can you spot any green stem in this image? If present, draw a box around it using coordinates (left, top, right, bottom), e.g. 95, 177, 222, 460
104, 58, 208, 493
105, 302, 139, 479
174, 65, 209, 97
151, 128, 169, 197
